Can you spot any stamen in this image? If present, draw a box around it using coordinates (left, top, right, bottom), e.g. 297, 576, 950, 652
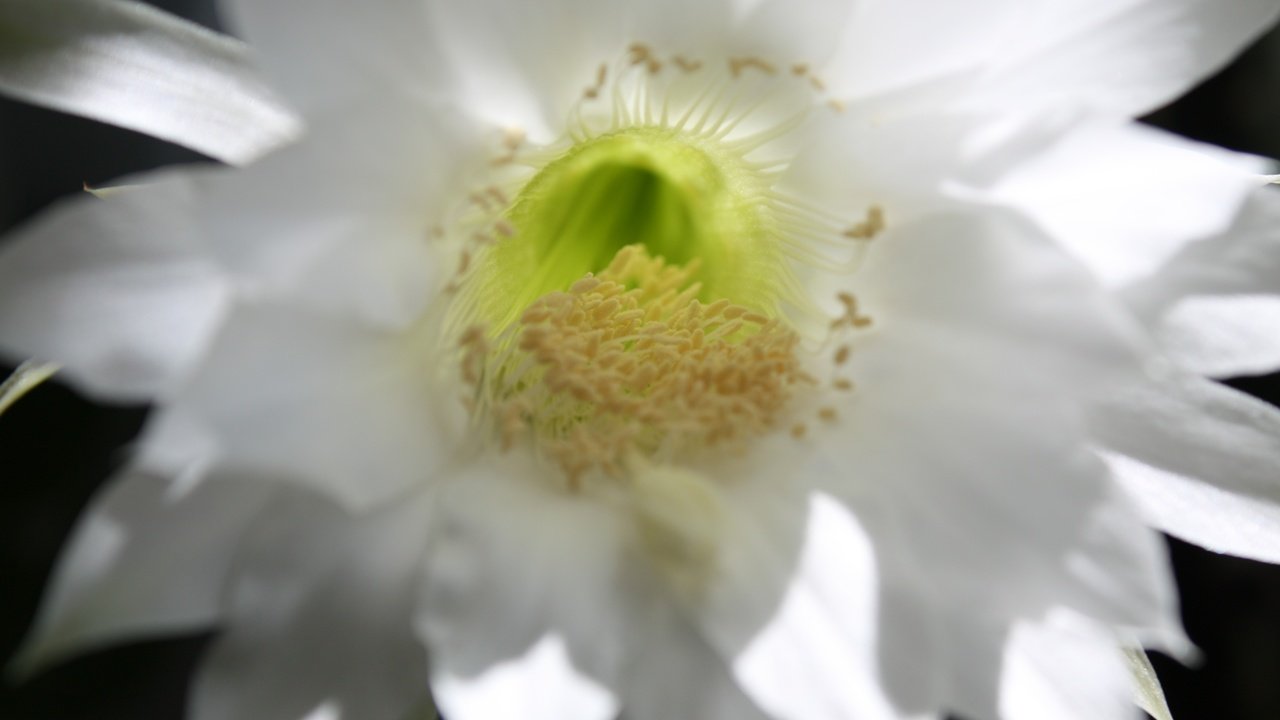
729, 56, 778, 77
843, 205, 886, 240
464, 246, 807, 487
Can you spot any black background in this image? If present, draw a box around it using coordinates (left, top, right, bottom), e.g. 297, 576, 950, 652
1, 3, 1279, 719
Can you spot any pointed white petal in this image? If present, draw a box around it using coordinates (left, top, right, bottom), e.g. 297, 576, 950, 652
1096, 370, 1280, 507
12, 470, 273, 677
1124, 187, 1280, 376
1107, 451, 1280, 563
1151, 294, 1280, 378
1094, 371, 1280, 562
968, 0, 1280, 119
0, 174, 229, 401
192, 489, 432, 720
1125, 186, 1280, 303
1000, 610, 1134, 720
143, 301, 462, 510
0, 0, 301, 164
992, 122, 1269, 288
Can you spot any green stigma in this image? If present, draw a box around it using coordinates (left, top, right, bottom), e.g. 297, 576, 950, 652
465, 126, 784, 331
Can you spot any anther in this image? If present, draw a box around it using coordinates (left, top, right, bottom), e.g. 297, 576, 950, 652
729, 56, 778, 78
844, 205, 885, 240
673, 55, 703, 73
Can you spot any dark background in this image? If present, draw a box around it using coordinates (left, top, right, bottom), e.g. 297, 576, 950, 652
1, 3, 1279, 719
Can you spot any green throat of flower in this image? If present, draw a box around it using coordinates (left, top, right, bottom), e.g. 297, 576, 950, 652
446, 54, 880, 487
467, 126, 786, 331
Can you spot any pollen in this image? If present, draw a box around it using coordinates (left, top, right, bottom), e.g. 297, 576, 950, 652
464, 245, 808, 488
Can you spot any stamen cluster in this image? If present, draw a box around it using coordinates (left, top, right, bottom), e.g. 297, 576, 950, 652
461, 245, 811, 487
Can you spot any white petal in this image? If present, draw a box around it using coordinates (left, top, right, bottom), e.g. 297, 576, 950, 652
820, 0, 1026, 102
1107, 452, 1280, 564
426, 0, 636, 141
800, 208, 1153, 714
0, 0, 301, 164
991, 122, 1269, 288
426, 0, 756, 141
191, 100, 481, 328
192, 488, 432, 720
432, 634, 617, 720
967, 0, 1280, 119
726, 491, 899, 720
805, 380, 1115, 717
0, 175, 229, 401
1152, 295, 1280, 377
1122, 187, 1280, 376
853, 210, 1145, 389
1000, 610, 1134, 720
1092, 370, 1280, 562
783, 103, 1079, 225
11, 469, 273, 677
1125, 186, 1280, 304
221, 0, 439, 112
1062, 488, 1184, 651
142, 301, 462, 510
418, 456, 770, 720
730, 0, 852, 66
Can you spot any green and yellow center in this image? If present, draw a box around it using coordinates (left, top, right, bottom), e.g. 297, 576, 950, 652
446, 53, 876, 489
463, 126, 786, 331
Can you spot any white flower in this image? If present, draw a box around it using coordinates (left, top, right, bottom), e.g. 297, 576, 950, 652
4, 2, 1280, 720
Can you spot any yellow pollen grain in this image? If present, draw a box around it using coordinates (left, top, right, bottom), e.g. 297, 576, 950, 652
584, 63, 607, 98
844, 205, 886, 240
674, 55, 703, 72
729, 56, 777, 77
491, 128, 526, 167
466, 245, 806, 485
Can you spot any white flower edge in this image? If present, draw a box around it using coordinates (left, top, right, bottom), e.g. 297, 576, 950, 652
0, 0, 301, 164
1094, 369, 1280, 564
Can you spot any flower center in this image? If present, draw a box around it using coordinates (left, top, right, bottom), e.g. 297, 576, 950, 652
444, 48, 879, 489
462, 244, 811, 488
